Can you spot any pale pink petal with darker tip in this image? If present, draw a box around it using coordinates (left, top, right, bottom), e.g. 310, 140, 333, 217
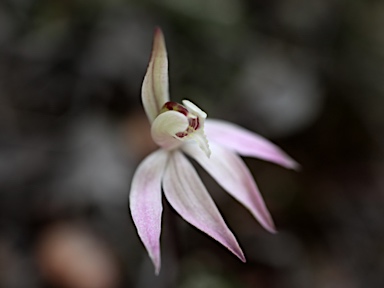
183, 143, 276, 233
142, 28, 169, 123
129, 149, 168, 274
163, 151, 245, 262
205, 119, 299, 170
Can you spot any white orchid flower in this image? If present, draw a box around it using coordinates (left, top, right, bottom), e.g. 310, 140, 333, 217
129, 28, 298, 274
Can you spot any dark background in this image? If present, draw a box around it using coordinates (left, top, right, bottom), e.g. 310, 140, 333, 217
0, 0, 383, 287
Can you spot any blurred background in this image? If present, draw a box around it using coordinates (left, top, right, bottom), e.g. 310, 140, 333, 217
0, 0, 383, 287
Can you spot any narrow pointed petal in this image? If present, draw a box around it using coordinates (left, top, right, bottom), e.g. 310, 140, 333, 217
151, 110, 189, 151
163, 151, 245, 262
142, 28, 170, 123
204, 119, 299, 169
183, 143, 276, 233
129, 150, 168, 274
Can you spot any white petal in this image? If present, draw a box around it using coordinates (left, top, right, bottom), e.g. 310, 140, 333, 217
142, 28, 170, 123
182, 99, 207, 119
187, 129, 211, 158
163, 151, 245, 262
129, 149, 168, 274
182, 99, 210, 157
151, 110, 189, 150
183, 143, 276, 233
205, 119, 299, 169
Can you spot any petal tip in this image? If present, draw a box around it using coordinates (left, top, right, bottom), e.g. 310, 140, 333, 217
268, 227, 278, 234
237, 250, 246, 263
259, 214, 277, 234
154, 264, 161, 275
282, 156, 301, 171
153, 27, 166, 52
226, 238, 246, 263
154, 26, 163, 37
263, 220, 277, 234
228, 244, 246, 263
291, 161, 302, 171
149, 249, 161, 275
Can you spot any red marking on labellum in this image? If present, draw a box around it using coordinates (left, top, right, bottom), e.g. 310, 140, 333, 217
163, 102, 188, 116
189, 118, 199, 130
176, 132, 187, 138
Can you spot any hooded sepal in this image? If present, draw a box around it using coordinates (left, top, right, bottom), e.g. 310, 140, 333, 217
142, 28, 170, 123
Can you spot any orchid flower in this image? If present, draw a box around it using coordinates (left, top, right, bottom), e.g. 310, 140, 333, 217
129, 28, 298, 274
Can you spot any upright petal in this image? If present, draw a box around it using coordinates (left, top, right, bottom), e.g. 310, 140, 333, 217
163, 151, 245, 262
129, 149, 168, 274
205, 119, 299, 169
142, 28, 170, 123
183, 143, 276, 233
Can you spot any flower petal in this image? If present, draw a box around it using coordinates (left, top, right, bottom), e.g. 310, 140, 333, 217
205, 119, 299, 169
183, 143, 276, 233
142, 27, 170, 123
151, 110, 189, 150
129, 149, 168, 274
163, 151, 245, 262
182, 100, 207, 119
182, 99, 211, 157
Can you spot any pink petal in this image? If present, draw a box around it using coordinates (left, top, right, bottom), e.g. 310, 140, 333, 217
142, 27, 170, 123
163, 151, 245, 262
129, 149, 168, 274
205, 119, 299, 169
183, 143, 276, 233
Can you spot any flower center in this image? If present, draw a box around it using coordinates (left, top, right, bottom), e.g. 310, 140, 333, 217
151, 100, 211, 157
160, 101, 200, 138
